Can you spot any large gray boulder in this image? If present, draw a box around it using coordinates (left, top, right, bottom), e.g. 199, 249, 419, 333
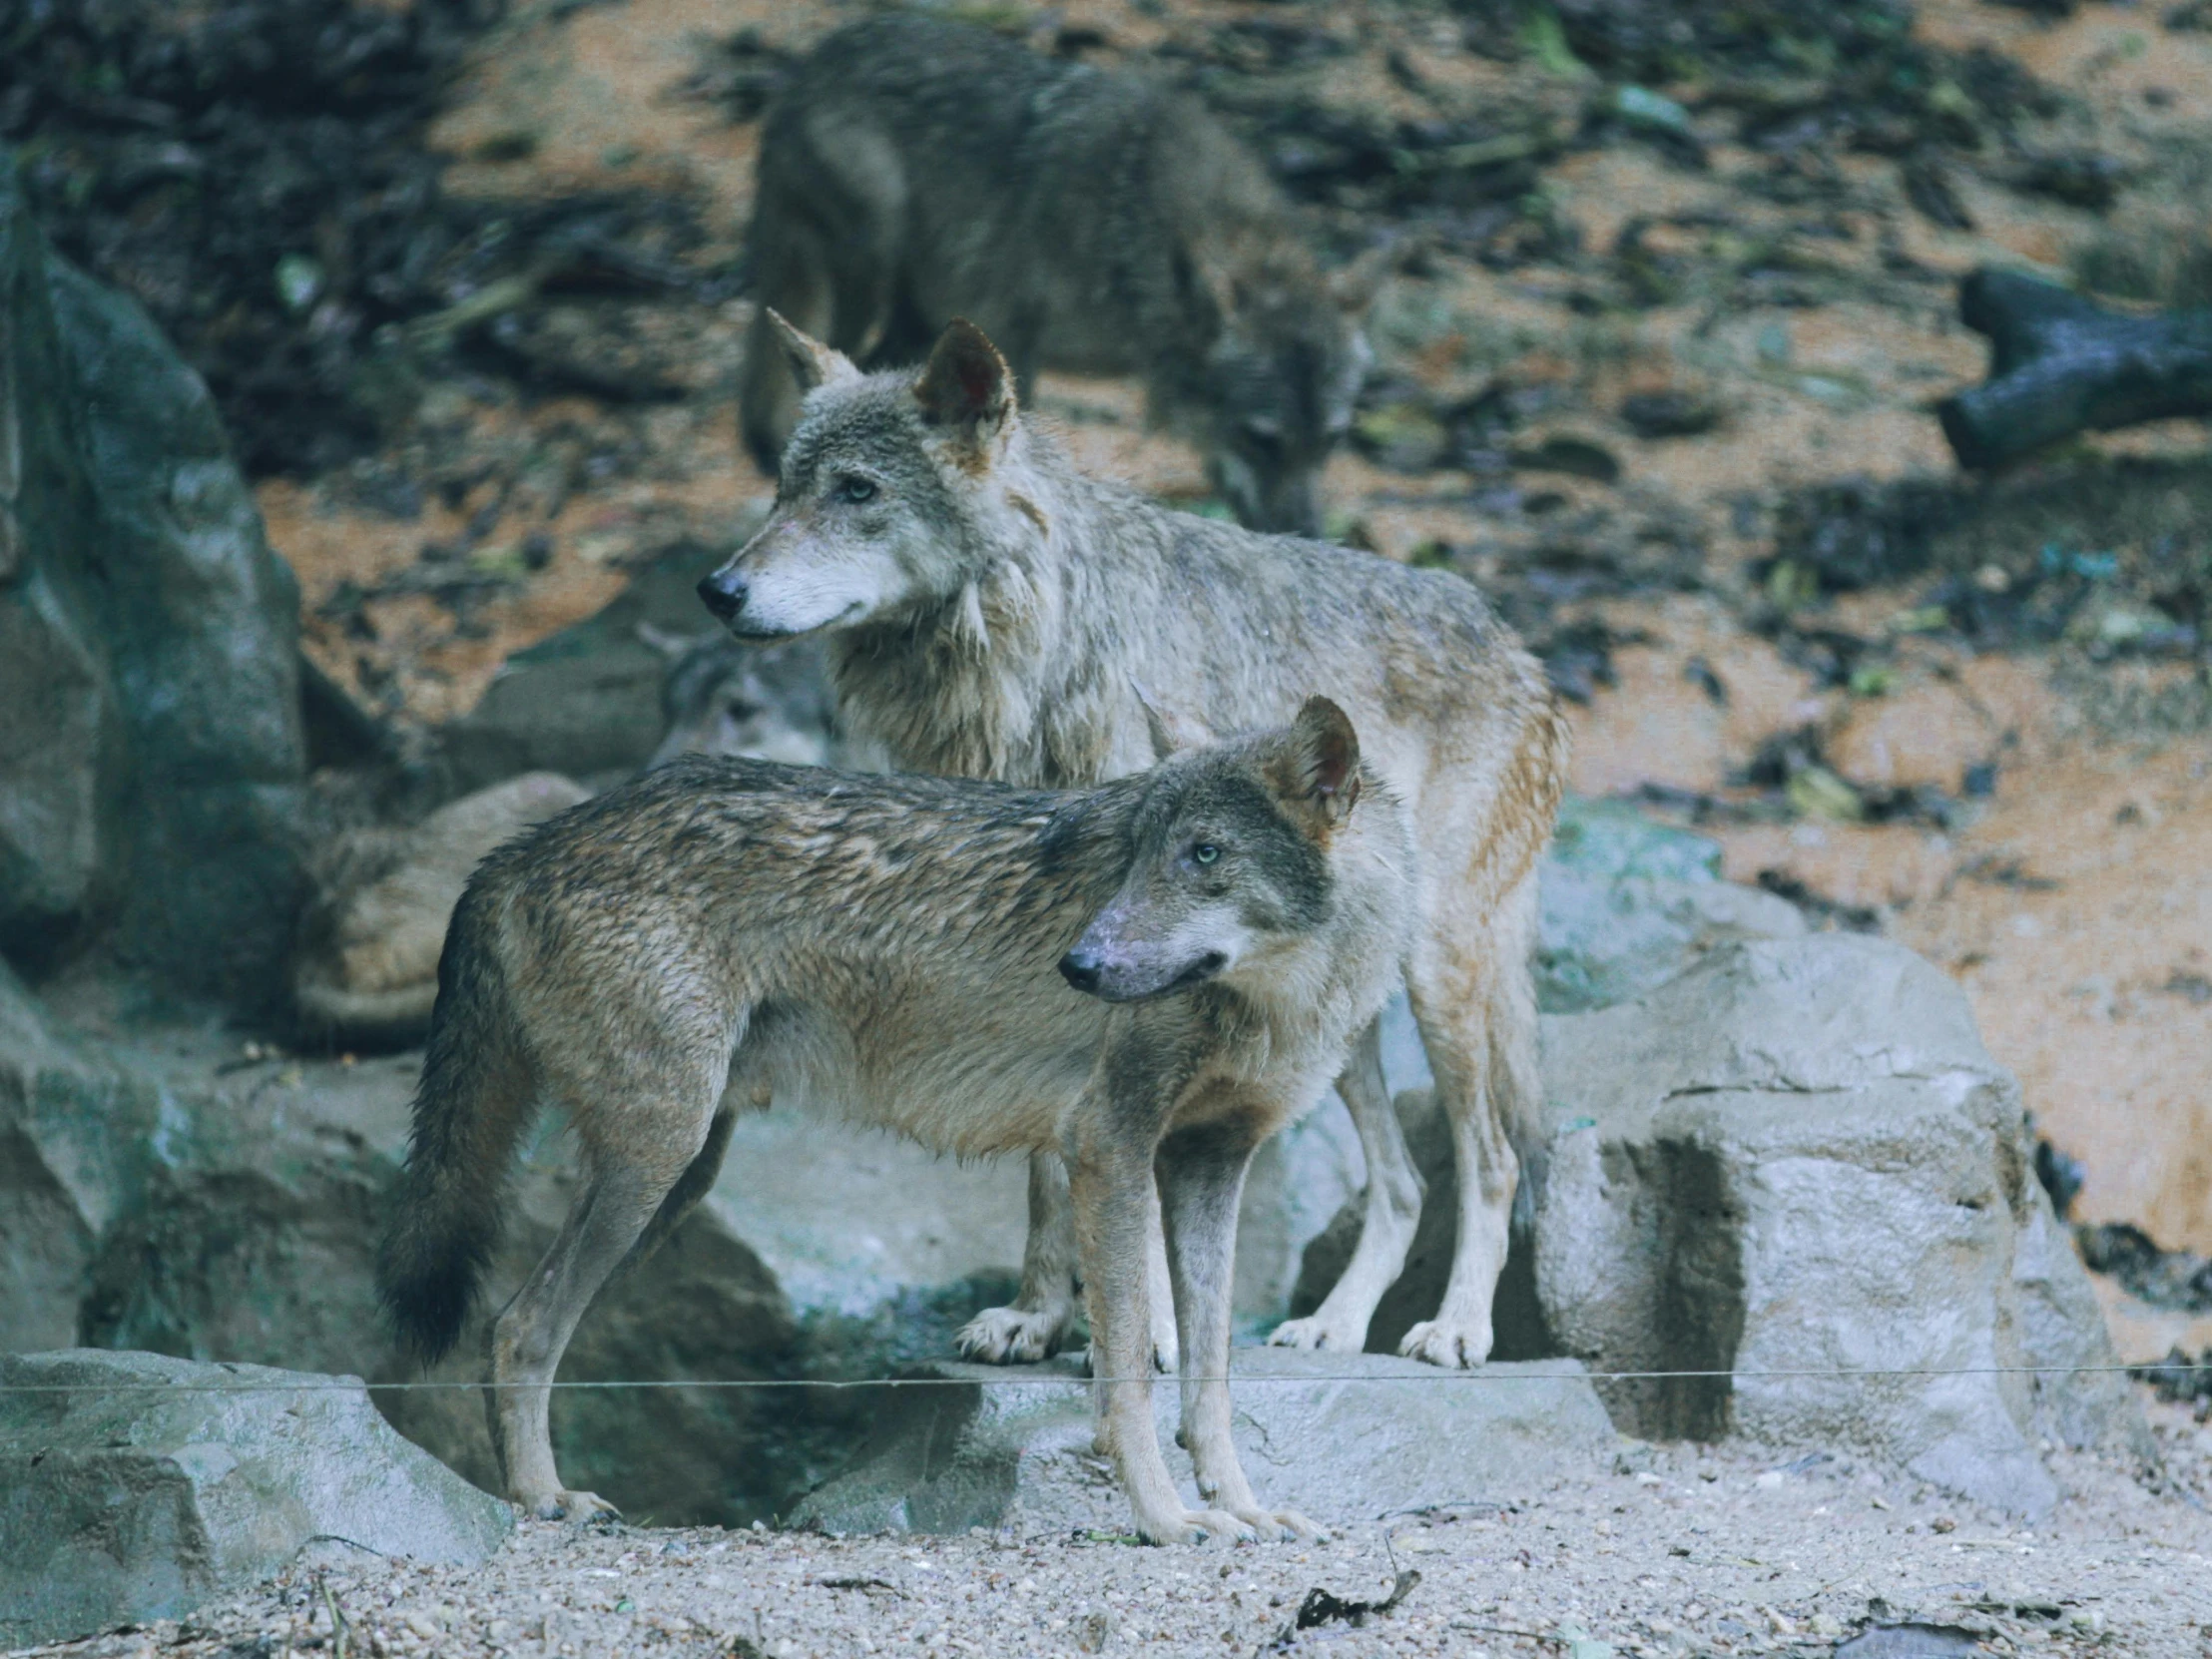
793, 1350, 1613, 1536
0, 1349, 509, 1648
0, 158, 306, 1002
1534, 936, 2142, 1514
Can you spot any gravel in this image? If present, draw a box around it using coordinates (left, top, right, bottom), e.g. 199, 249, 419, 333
15, 1390, 2210, 1659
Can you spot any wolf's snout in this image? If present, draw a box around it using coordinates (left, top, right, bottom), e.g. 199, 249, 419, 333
1058, 948, 1104, 994
697, 569, 750, 624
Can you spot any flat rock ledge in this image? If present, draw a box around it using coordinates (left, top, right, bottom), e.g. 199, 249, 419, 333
793, 1350, 1614, 1537
0, 1350, 512, 1649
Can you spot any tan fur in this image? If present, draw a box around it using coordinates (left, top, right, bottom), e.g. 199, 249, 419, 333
377, 709, 1409, 1544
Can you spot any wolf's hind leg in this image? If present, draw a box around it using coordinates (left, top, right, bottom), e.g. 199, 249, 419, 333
486, 1092, 722, 1521
956, 1152, 1080, 1364
1396, 868, 1538, 1370
956, 1152, 1180, 1370
1267, 1018, 1419, 1354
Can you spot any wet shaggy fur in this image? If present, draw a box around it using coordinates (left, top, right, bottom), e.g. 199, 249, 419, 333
738, 14, 1377, 535
703, 317, 1568, 1374
376, 709, 1409, 1544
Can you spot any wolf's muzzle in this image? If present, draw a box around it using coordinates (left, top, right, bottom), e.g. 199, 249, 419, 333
697, 569, 750, 624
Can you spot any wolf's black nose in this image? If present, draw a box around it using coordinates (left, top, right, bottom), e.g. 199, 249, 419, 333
1058, 950, 1103, 994
697, 570, 749, 623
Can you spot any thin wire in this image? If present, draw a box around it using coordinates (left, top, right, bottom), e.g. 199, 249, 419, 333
0, 1362, 2176, 1394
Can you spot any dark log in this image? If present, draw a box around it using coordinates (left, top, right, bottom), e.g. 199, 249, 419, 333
1936, 268, 2212, 469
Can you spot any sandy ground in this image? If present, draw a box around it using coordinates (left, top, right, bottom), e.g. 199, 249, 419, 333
24, 1394, 2212, 1659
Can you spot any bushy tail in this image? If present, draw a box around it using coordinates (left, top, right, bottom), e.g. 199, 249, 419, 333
374, 885, 536, 1365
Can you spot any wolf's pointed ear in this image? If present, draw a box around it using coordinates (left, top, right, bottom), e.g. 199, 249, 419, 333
767, 309, 860, 394
1265, 696, 1362, 831
1328, 243, 1395, 315
1133, 682, 1215, 764
914, 318, 1016, 450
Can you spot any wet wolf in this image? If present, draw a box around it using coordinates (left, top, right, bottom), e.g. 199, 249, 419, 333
699, 315, 1568, 1373
375, 701, 1408, 1544
737, 13, 1382, 535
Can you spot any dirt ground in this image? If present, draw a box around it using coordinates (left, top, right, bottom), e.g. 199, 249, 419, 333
23, 1394, 2212, 1658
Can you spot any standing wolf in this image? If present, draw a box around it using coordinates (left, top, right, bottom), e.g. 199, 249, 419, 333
700, 317, 1568, 1371
738, 14, 1380, 535
376, 704, 1408, 1544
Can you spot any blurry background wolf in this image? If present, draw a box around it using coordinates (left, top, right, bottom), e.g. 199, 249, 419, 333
737, 14, 1384, 535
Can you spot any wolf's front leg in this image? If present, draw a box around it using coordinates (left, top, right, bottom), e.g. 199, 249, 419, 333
955, 1152, 1180, 1371
1066, 1135, 1250, 1546
1159, 1119, 1325, 1543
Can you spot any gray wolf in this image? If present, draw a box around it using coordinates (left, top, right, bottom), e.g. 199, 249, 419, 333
375, 700, 1407, 1544
736, 13, 1382, 535
643, 629, 844, 771
699, 315, 1567, 1371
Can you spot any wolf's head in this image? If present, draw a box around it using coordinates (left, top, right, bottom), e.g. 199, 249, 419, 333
1056, 697, 1377, 1003
1193, 257, 1381, 538
699, 315, 1041, 641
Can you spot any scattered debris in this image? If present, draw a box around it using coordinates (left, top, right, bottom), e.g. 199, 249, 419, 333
1268, 1569, 1419, 1646
1755, 870, 1883, 933
2076, 1222, 2212, 1313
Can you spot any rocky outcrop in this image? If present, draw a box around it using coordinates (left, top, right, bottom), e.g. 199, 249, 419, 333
0, 158, 307, 1004
792, 1350, 1614, 1537
1532, 935, 2144, 1515
0, 1349, 509, 1648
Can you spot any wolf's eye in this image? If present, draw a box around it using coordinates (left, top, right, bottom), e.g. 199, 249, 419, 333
833, 475, 877, 504
1191, 842, 1222, 866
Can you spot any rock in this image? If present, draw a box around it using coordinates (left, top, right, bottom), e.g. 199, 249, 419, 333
1532, 936, 2145, 1514
290, 772, 593, 1047
792, 1350, 1613, 1536
1537, 797, 1804, 1014
0, 962, 160, 1354
0, 1349, 509, 1648
440, 530, 763, 790
0, 158, 306, 1003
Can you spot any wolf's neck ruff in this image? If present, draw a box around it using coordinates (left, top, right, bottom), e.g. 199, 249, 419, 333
830, 446, 1159, 791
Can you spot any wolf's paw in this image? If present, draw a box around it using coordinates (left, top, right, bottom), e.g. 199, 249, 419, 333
532, 1489, 622, 1524
1397, 1318, 1492, 1370
1134, 1505, 1261, 1546
1266, 1313, 1367, 1353
1149, 1328, 1180, 1374
955, 1305, 1068, 1365
1228, 1505, 1327, 1543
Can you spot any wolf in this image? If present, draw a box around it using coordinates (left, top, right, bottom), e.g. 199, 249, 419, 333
698, 315, 1568, 1373
375, 700, 1407, 1544
642, 629, 844, 771
736, 13, 1382, 535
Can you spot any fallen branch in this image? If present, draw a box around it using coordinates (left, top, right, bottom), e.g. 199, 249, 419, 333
1937, 268, 2212, 469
